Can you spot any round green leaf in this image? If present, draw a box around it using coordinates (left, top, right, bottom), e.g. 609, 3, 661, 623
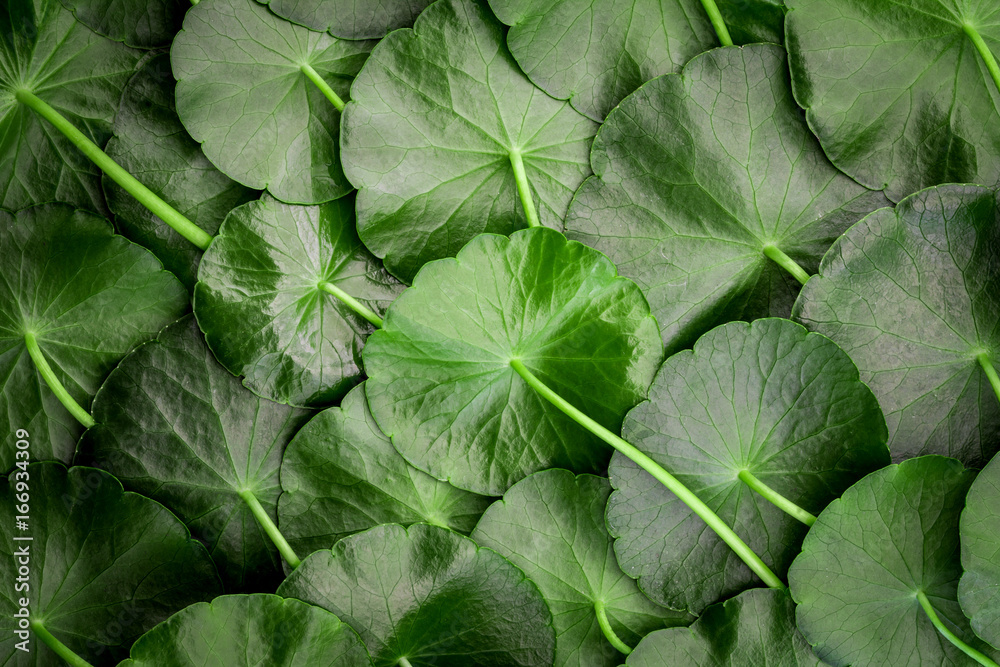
565, 44, 888, 356
105, 54, 259, 290
626, 588, 823, 667
471, 469, 689, 666
63, 0, 188, 48
171, 0, 372, 204
608, 318, 889, 613
0, 0, 142, 214
279, 382, 491, 559
121, 594, 372, 666
194, 195, 402, 407
960, 452, 1000, 649
488, 0, 784, 121
261, 0, 434, 38
342, 0, 598, 282
0, 463, 222, 665
793, 184, 1000, 466
278, 523, 555, 667
786, 0, 1000, 201
363, 226, 662, 495
80, 317, 311, 590
789, 456, 999, 667
0, 204, 187, 472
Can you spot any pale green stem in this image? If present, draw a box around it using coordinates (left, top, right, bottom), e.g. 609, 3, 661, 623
190, 0, 199, 4
239, 490, 301, 569
509, 150, 540, 228
24, 333, 95, 428
15, 89, 212, 250
762, 245, 810, 286
318, 281, 383, 327
964, 25, 1000, 96
300, 64, 345, 112
594, 600, 631, 655
699, 0, 733, 46
31, 620, 95, 667
737, 470, 816, 526
509, 359, 784, 590
398, 658, 414, 667
977, 352, 1000, 405
917, 591, 999, 667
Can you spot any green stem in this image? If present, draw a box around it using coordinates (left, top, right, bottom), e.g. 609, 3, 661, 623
508, 150, 540, 228
594, 600, 631, 655
737, 470, 816, 526
300, 63, 345, 112
963, 24, 1000, 96
762, 244, 810, 286
509, 359, 784, 590
31, 620, 95, 667
398, 658, 414, 667
977, 352, 1000, 405
699, 0, 733, 46
917, 591, 999, 667
318, 281, 383, 327
239, 490, 301, 569
24, 333, 95, 428
15, 89, 212, 250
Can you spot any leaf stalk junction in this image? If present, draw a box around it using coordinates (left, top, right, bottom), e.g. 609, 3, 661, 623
977, 352, 1000, 404
508, 149, 541, 228
963, 24, 1000, 96
30, 620, 95, 667
738, 470, 816, 526
24, 333, 95, 428
916, 591, 999, 667
238, 490, 301, 569
762, 244, 810, 286
594, 599, 632, 655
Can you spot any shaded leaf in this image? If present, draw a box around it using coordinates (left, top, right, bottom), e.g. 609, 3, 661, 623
261, 0, 433, 38
960, 452, 1000, 649
278, 523, 555, 667
63, 0, 188, 48
363, 227, 662, 495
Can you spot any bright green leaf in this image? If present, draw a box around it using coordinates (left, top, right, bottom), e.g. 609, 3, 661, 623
608, 318, 889, 613
626, 588, 823, 666
278, 382, 490, 559
261, 0, 433, 38
342, 0, 598, 282
471, 469, 689, 665
0, 463, 222, 665
0, 204, 187, 472
960, 452, 1000, 649
194, 195, 402, 408
121, 594, 372, 666
793, 184, 1000, 466
363, 227, 662, 495
789, 456, 999, 667
0, 0, 142, 214
105, 54, 259, 291
63, 0, 188, 48
171, 0, 372, 204
488, 0, 784, 121
785, 0, 1000, 201
565, 44, 888, 355
278, 523, 555, 667
80, 317, 311, 590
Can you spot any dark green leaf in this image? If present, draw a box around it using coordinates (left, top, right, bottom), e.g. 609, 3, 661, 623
121, 594, 372, 666
626, 588, 823, 667
63, 0, 188, 48
194, 195, 402, 407
565, 44, 888, 355
278, 382, 490, 559
789, 456, 998, 667
0, 0, 142, 214
105, 54, 259, 290
0, 463, 222, 665
342, 0, 598, 282
793, 184, 1000, 466
608, 318, 889, 613
960, 452, 1000, 649
786, 0, 1000, 201
488, 0, 784, 121
363, 227, 662, 495
261, 0, 434, 38
471, 469, 689, 666
278, 523, 555, 667
0, 204, 187, 472
171, 0, 371, 204
80, 317, 311, 590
